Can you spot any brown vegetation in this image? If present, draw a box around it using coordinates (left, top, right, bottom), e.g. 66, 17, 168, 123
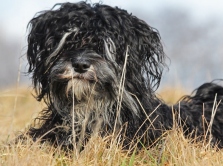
1, 87, 223, 166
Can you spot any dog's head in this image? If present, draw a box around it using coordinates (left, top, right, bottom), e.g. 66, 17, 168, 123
27, 2, 165, 116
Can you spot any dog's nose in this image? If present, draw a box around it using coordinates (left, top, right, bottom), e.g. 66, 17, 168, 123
72, 60, 91, 73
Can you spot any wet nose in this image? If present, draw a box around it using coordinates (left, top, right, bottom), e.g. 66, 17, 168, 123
72, 60, 91, 73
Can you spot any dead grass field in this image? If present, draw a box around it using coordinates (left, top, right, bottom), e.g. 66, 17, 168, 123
1, 86, 223, 166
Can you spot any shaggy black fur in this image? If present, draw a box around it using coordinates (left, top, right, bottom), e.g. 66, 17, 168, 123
26, 1, 223, 150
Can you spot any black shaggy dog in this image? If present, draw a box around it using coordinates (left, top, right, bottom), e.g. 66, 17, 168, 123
26, 1, 223, 150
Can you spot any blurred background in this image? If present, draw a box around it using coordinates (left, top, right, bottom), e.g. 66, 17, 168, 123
0, 0, 223, 92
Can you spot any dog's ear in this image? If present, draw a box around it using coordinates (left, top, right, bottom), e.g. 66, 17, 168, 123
27, 12, 48, 100
135, 24, 166, 91
27, 11, 54, 75
26, 4, 68, 100
122, 17, 166, 92
27, 9, 57, 100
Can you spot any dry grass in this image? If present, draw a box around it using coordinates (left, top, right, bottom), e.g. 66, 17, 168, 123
158, 85, 188, 104
1, 86, 223, 166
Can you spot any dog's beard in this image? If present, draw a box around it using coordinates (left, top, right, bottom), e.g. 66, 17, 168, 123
61, 65, 98, 101
67, 79, 94, 102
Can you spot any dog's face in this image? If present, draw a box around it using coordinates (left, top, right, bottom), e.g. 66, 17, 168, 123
50, 49, 114, 101
27, 2, 166, 117
49, 48, 120, 116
